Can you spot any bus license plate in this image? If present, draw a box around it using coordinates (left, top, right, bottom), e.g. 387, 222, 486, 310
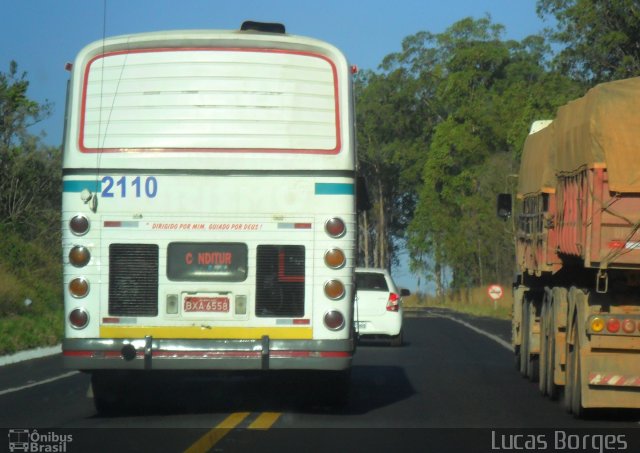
184, 296, 230, 313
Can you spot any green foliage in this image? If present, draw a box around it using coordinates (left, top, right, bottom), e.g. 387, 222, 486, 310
0, 60, 52, 149
537, 0, 640, 83
0, 61, 61, 355
400, 17, 581, 291
357, 15, 586, 293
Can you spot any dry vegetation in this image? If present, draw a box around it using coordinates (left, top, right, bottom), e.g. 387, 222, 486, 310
403, 286, 512, 320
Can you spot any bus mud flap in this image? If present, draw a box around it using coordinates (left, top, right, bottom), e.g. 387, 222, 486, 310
261, 335, 270, 370
144, 335, 153, 370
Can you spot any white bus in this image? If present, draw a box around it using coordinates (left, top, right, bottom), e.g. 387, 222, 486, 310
61, 22, 359, 410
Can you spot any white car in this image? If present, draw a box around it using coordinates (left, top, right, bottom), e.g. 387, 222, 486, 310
354, 268, 410, 346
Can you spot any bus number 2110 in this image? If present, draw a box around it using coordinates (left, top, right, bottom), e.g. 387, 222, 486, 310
101, 176, 158, 198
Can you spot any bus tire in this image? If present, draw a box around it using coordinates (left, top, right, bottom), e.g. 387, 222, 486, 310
91, 372, 121, 415
321, 369, 351, 410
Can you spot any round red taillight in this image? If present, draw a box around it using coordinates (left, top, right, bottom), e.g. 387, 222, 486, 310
69, 215, 89, 236
325, 218, 346, 238
324, 310, 345, 330
324, 280, 345, 300
69, 246, 91, 267
69, 308, 89, 329
622, 319, 636, 334
606, 317, 621, 333
68, 277, 89, 298
324, 248, 346, 269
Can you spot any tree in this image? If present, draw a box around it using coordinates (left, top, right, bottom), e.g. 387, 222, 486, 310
537, 0, 640, 83
401, 17, 581, 291
355, 68, 427, 269
0, 61, 58, 242
0, 61, 51, 150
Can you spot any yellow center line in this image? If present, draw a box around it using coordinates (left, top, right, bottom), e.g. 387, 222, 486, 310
247, 412, 282, 430
184, 412, 251, 453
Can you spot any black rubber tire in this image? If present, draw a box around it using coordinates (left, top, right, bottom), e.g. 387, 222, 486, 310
563, 320, 575, 413
539, 303, 548, 395
546, 305, 560, 400
390, 330, 403, 347
570, 327, 587, 418
519, 300, 530, 377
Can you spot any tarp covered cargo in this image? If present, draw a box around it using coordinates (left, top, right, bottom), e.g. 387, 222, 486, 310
554, 77, 640, 192
517, 121, 556, 198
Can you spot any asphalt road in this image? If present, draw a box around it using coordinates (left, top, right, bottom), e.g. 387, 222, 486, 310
1, 308, 639, 453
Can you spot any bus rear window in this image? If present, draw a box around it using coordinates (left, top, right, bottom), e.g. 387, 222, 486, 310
167, 242, 247, 281
81, 48, 339, 153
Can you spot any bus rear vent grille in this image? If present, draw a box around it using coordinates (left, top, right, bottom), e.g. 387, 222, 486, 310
256, 245, 305, 317
109, 244, 159, 317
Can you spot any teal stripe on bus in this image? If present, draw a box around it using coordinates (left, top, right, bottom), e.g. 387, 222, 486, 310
315, 183, 354, 195
63, 180, 102, 193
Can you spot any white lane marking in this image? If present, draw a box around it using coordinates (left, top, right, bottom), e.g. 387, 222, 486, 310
0, 371, 80, 397
0, 344, 62, 367
433, 313, 514, 352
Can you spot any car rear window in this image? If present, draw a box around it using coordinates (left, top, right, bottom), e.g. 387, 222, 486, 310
356, 273, 389, 291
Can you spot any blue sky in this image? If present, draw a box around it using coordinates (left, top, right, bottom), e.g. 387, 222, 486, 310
2, 0, 548, 291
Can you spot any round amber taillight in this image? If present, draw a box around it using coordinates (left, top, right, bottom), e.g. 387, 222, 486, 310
325, 218, 346, 238
324, 279, 345, 300
68, 277, 89, 298
69, 246, 91, 267
324, 248, 346, 269
69, 215, 90, 236
324, 310, 345, 330
590, 317, 605, 333
69, 308, 89, 329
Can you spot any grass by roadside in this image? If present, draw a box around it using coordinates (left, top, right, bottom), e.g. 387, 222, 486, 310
403, 286, 512, 320
0, 228, 63, 356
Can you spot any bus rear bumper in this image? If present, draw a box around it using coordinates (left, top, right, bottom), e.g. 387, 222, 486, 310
63, 337, 354, 371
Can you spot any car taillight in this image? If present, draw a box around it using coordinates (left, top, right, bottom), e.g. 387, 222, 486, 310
387, 293, 400, 312
69, 308, 89, 329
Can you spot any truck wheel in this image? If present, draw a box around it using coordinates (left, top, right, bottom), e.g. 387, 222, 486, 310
523, 299, 539, 382
546, 306, 560, 400
539, 303, 548, 395
570, 326, 586, 418
563, 316, 576, 413
519, 300, 530, 377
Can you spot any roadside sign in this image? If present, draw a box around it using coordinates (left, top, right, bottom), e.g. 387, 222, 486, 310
487, 284, 503, 301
